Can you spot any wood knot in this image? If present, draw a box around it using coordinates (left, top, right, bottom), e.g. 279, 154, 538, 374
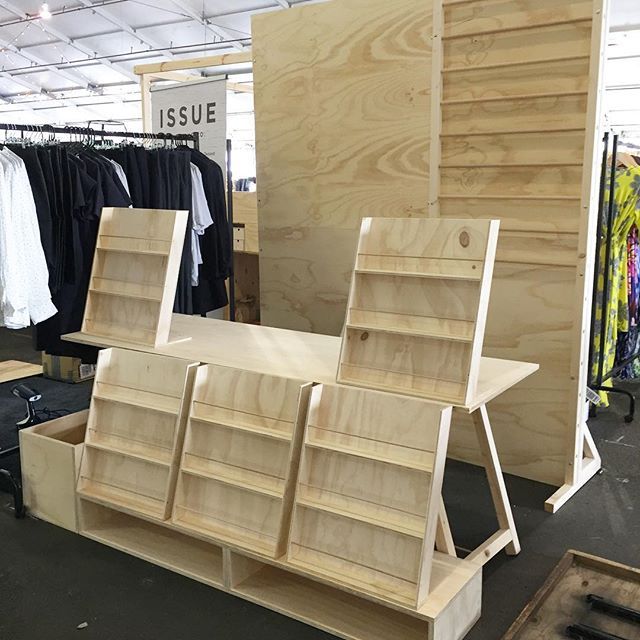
459, 231, 470, 248
360, 331, 369, 341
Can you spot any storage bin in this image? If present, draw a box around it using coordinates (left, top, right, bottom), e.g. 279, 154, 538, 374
19, 410, 88, 532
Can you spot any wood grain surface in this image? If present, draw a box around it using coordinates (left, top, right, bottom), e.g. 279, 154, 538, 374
253, 0, 601, 489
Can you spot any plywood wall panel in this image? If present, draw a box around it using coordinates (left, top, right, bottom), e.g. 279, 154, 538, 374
254, 0, 605, 489
254, 0, 432, 334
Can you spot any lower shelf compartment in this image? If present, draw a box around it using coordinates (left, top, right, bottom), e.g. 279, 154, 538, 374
79, 500, 224, 588
73, 499, 482, 640
231, 559, 429, 640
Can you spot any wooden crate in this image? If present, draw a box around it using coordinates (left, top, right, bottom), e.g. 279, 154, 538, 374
77, 348, 198, 521
503, 550, 640, 639
288, 383, 452, 609
82, 207, 188, 347
337, 217, 499, 406
20, 410, 88, 532
172, 364, 312, 557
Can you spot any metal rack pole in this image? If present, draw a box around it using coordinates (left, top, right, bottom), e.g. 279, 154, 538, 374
226, 138, 235, 322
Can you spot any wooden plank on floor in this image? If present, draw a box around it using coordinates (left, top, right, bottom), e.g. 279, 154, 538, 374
0, 360, 42, 384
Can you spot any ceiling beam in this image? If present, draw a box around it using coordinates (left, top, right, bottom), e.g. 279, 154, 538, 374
610, 23, 640, 33
166, 0, 248, 51
0, 71, 101, 118
75, 0, 176, 59
0, 36, 99, 92
0, 0, 139, 83
134, 50, 252, 75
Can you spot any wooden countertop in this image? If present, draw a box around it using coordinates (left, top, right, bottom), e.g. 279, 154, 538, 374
64, 314, 538, 411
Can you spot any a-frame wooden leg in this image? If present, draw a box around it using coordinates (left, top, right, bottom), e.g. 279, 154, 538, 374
467, 403, 521, 565
435, 497, 456, 556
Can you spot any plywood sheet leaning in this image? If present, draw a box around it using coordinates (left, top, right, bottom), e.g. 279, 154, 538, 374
337, 217, 499, 405
81, 207, 188, 347
252, 0, 433, 334
287, 383, 452, 609
76, 348, 198, 521
171, 364, 312, 558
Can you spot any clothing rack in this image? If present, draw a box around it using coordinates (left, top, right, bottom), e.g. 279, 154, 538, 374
589, 132, 636, 422
0, 122, 200, 150
0, 122, 243, 322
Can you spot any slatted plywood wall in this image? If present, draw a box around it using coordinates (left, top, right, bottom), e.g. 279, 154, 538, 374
438, 0, 604, 486
253, 0, 433, 334
253, 0, 607, 488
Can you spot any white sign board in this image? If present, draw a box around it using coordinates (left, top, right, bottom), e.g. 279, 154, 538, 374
151, 76, 227, 167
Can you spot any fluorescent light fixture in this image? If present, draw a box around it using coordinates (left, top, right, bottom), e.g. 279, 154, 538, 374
39, 3, 52, 19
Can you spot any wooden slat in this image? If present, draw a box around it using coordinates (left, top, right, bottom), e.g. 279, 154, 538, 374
441, 165, 583, 198
443, 57, 589, 101
348, 309, 475, 342
442, 94, 588, 135
444, 0, 592, 39
306, 427, 435, 473
356, 254, 483, 280
0, 360, 42, 383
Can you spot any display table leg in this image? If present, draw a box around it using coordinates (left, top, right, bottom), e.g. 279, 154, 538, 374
466, 403, 521, 565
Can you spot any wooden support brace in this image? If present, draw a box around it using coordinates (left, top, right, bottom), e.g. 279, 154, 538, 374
435, 497, 456, 557
545, 425, 602, 513
471, 404, 520, 557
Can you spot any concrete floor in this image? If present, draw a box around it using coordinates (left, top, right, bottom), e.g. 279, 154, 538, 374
0, 327, 639, 640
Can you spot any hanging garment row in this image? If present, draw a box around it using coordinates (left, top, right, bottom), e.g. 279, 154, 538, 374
591, 147, 640, 405
0, 129, 232, 362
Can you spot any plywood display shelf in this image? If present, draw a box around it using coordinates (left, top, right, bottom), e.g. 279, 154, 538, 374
288, 384, 451, 609
171, 364, 311, 559
81, 207, 189, 348
66, 315, 537, 571
78, 497, 481, 640
77, 349, 198, 521
338, 218, 499, 406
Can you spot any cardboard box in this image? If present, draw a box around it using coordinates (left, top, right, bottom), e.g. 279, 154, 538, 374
42, 353, 96, 384
20, 410, 88, 532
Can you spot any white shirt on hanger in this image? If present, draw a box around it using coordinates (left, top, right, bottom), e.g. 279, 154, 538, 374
0, 147, 57, 328
108, 158, 131, 198
190, 162, 214, 287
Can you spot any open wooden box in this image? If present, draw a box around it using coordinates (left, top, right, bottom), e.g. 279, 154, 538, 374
20, 410, 88, 532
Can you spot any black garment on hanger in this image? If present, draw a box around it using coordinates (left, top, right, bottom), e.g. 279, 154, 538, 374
181, 147, 232, 312
31, 144, 131, 361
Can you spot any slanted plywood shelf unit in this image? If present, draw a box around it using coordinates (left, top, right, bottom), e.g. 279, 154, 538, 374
337, 218, 499, 405
288, 383, 452, 609
172, 364, 312, 558
82, 207, 188, 347
77, 348, 198, 521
